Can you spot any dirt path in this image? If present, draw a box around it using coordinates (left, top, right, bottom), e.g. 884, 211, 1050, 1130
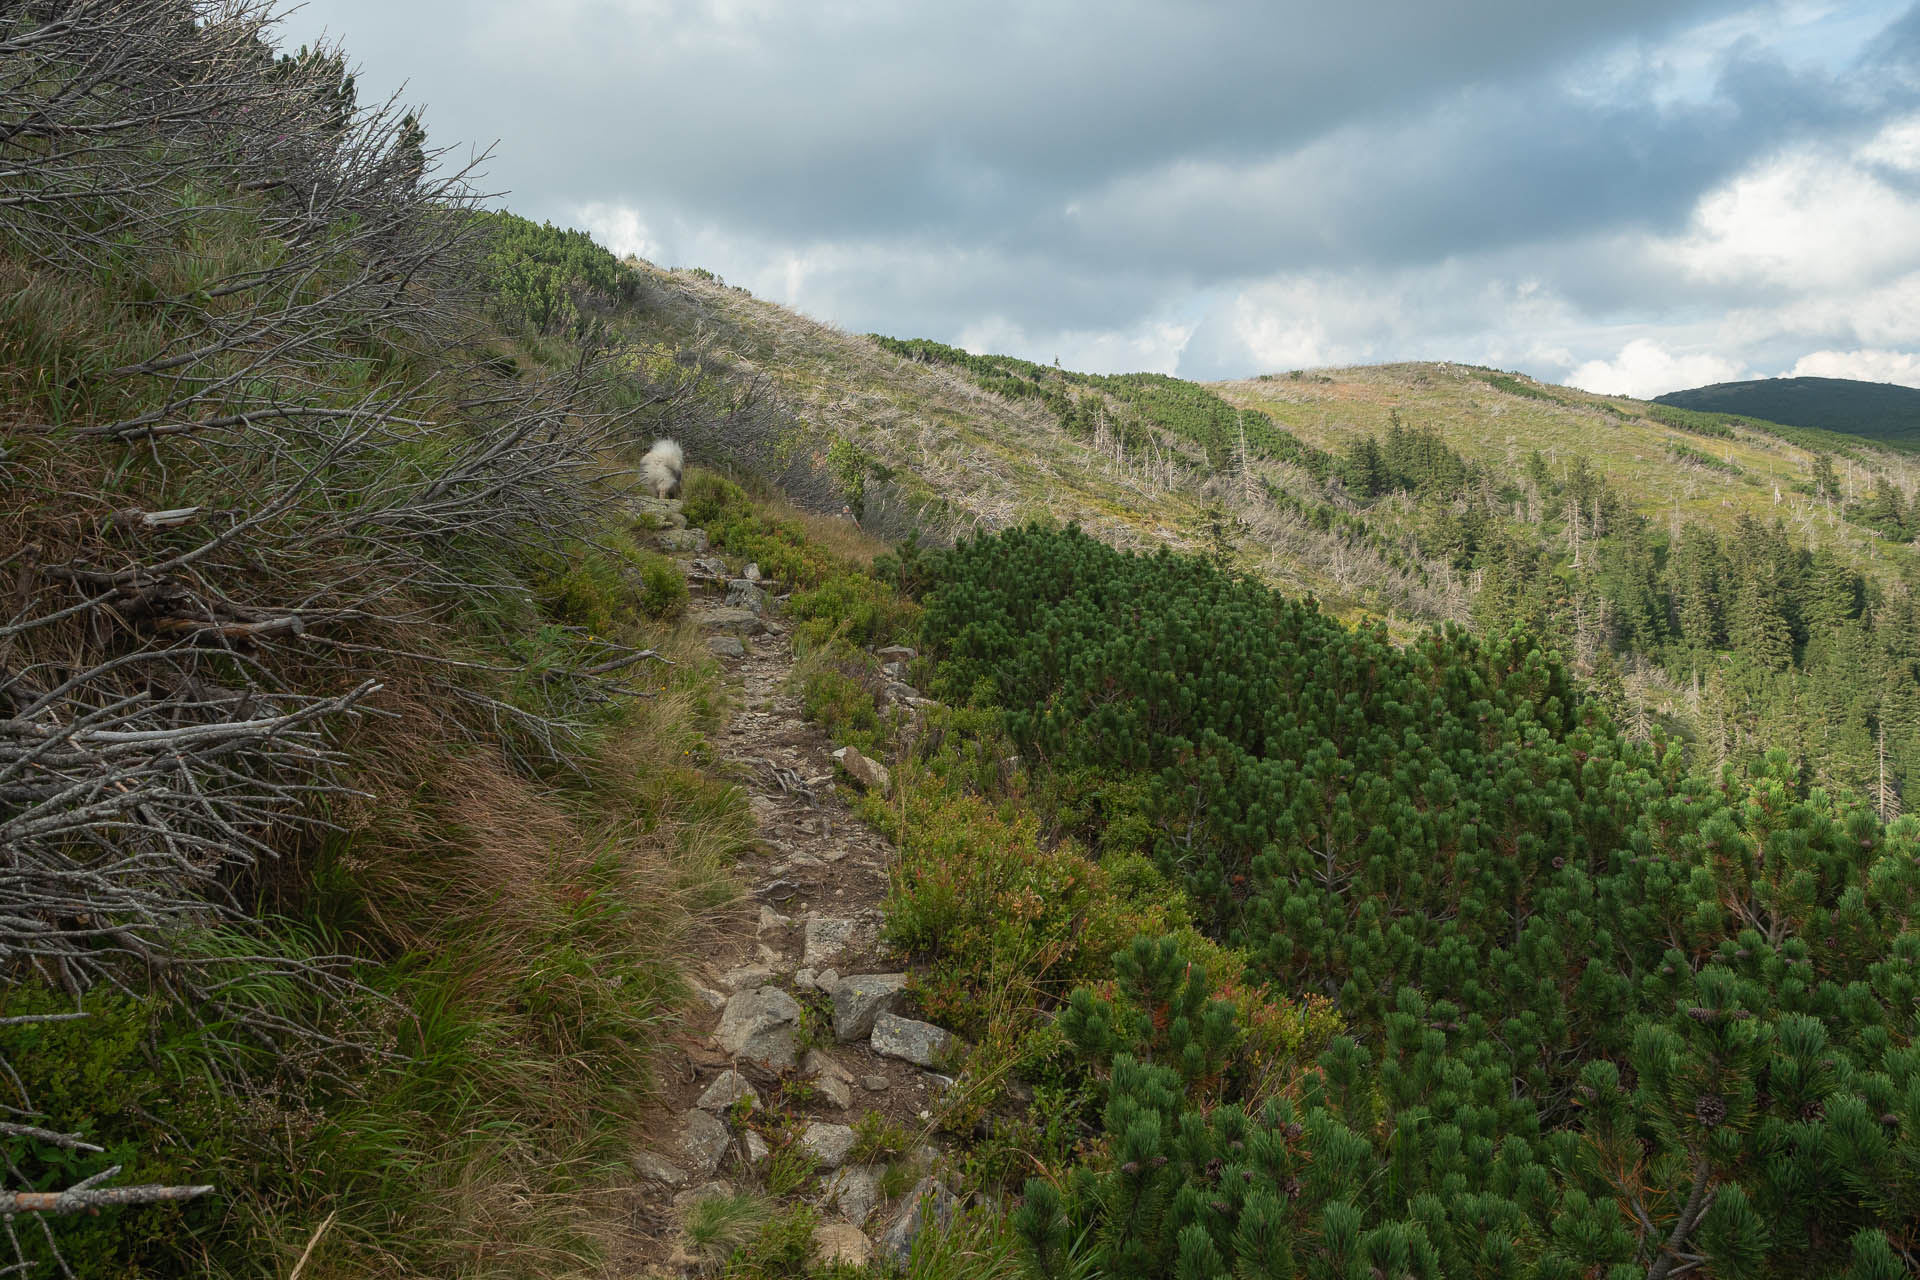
619, 505, 959, 1275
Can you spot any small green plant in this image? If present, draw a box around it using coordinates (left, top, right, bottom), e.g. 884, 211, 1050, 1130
789, 570, 919, 650
763, 1139, 817, 1197
777, 1077, 819, 1109
719, 1203, 819, 1280
849, 1111, 917, 1166
878, 1158, 921, 1201
899, 1201, 1027, 1280
683, 1190, 773, 1267
637, 550, 690, 618
792, 999, 832, 1055
796, 661, 883, 756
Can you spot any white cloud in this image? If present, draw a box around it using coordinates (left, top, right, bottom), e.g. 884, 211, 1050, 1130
574, 202, 662, 263
1789, 348, 1920, 386
954, 317, 1194, 378
1660, 147, 1920, 291
280, 1, 1920, 398
1568, 339, 1750, 398
1861, 112, 1920, 172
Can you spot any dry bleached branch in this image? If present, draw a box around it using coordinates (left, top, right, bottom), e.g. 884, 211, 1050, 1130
1, 1169, 214, 1217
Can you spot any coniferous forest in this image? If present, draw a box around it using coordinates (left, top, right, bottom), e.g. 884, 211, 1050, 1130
914, 525, 1919, 1279
879, 338, 1920, 826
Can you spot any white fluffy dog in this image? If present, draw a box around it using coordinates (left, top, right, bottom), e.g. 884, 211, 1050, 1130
641, 438, 684, 499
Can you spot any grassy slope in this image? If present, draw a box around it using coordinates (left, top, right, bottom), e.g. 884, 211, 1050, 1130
617, 266, 1221, 555
609, 272, 1920, 624
0, 99, 764, 1280
1218, 363, 1920, 571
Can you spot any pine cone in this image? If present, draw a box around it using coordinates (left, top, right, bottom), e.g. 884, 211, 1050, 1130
1696, 1094, 1728, 1127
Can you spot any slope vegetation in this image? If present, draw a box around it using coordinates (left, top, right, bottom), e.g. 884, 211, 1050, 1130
0, 11, 764, 1277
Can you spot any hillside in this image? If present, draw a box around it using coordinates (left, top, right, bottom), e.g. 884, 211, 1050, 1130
1656, 375, 1920, 451
9, 10, 1920, 1280
579, 258, 1920, 811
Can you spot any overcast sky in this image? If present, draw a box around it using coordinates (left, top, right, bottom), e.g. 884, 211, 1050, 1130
277, 1, 1920, 397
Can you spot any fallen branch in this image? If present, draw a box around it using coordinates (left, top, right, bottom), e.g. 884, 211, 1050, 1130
1, 1169, 212, 1217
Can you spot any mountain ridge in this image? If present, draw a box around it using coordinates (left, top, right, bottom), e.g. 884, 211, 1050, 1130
1654, 373, 1920, 451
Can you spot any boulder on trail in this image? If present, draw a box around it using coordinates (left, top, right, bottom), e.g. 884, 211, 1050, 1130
800, 1121, 857, 1170
632, 1150, 689, 1187
714, 986, 801, 1071
676, 1108, 732, 1180
702, 607, 767, 636
696, 1069, 760, 1113
813, 1221, 875, 1267
803, 914, 876, 968
870, 1011, 952, 1067
725, 578, 767, 612
830, 973, 907, 1042
821, 1164, 882, 1226
830, 745, 890, 794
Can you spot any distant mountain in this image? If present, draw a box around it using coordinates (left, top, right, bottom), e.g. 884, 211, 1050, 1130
1654, 375, 1920, 450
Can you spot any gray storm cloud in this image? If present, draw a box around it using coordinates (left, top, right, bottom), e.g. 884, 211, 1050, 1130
278, 0, 1920, 395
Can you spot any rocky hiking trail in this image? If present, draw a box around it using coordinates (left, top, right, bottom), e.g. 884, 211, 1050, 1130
623, 498, 963, 1275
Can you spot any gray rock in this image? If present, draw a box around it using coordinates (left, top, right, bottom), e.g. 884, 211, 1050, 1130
632, 1150, 689, 1187
706, 634, 746, 659
703, 607, 767, 636
816, 967, 840, 990
689, 982, 729, 1012
805, 1048, 854, 1109
658, 528, 708, 553
870, 1012, 953, 1068
879, 1176, 959, 1262
677, 1108, 732, 1180
882, 660, 910, 680
757, 905, 791, 934
830, 745, 891, 794
794, 966, 818, 989
629, 495, 688, 529
671, 1180, 734, 1217
831, 973, 908, 1042
744, 1131, 770, 1166
815, 1072, 852, 1109
875, 645, 917, 662
805, 1047, 853, 1081
714, 986, 801, 1070
813, 1221, 875, 1267
744, 562, 763, 582
884, 681, 922, 704
719, 963, 773, 989
696, 1069, 761, 1113
800, 1121, 858, 1170
725, 579, 767, 612
861, 1074, 890, 1092
804, 915, 875, 968
821, 1164, 882, 1226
